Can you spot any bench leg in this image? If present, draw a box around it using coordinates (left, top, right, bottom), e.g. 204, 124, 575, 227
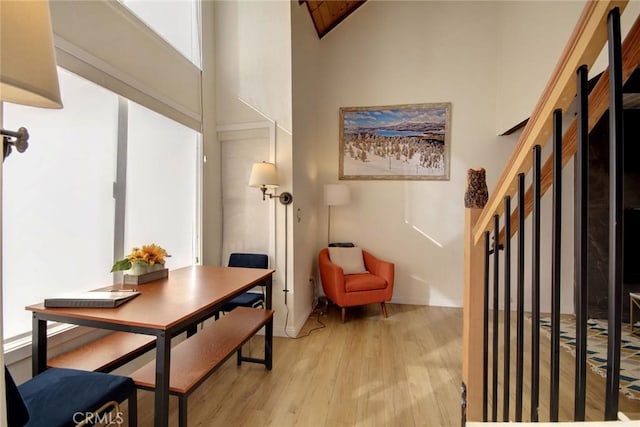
265, 318, 273, 370
237, 347, 242, 366
179, 395, 188, 427
128, 389, 138, 427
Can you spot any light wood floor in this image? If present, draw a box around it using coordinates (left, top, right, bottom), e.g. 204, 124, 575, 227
130, 304, 640, 426
488, 312, 640, 423
133, 303, 463, 426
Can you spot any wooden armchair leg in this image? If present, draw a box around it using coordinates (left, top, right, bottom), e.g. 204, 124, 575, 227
341, 307, 346, 323
381, 302, 388, 318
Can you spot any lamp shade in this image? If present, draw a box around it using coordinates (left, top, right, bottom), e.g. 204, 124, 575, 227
0, 0, 62, 108
249, 162, 279, 188
324, 184, 350, 206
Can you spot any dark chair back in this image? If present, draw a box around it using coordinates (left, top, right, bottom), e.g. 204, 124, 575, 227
5, 365, 136, 427
5, 366, 29, 426
217, 253, 269, 316
228, 253, 268, 269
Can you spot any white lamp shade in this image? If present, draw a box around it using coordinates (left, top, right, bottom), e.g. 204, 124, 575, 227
0, 0, 62, 108
324, 184, 350, 206
249, 162, 279, 188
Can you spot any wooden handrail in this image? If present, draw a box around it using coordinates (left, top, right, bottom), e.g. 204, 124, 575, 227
499, 15, 640, 244
472, 0, 628, 246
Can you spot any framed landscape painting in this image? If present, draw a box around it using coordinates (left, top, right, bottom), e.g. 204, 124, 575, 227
339, 103, 451, 180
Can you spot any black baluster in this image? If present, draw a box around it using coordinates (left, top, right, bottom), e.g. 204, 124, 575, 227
531, 145, 541, 422
503, 197, 511, 421
483, 230, 490, 422
575, 64, 589, 421
515, 173, 525, 422
492, 214, 500, 422
605, 7, 624, 421
550, 109, 563, 421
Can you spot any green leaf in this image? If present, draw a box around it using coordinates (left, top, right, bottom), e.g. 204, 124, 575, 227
110, 259, 132, 272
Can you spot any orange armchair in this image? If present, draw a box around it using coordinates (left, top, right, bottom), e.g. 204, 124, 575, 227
319, 247, 394, 322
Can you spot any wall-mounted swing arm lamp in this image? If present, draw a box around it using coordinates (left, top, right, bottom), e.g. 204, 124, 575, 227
0, 0, 63, 161
248, 161, 294, 308
248, 161, 293, 205
1, 128, 29, 159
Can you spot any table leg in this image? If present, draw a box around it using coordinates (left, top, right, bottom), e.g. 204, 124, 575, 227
154, 332, 171, 427
31, 315, 47, 375
265, 273, 273, 370
265, 275, 272, 310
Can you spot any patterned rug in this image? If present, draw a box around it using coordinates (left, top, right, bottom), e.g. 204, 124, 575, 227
539, 317, 640, 400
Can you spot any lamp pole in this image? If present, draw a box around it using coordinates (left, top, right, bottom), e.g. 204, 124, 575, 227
327, 205, 332, 246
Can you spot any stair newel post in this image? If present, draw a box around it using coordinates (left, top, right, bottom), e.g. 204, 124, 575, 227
462, 168, 489, 423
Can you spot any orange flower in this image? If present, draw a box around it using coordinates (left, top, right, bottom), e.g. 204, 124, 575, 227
140, 244, 169, 266
111, 243, 171, 272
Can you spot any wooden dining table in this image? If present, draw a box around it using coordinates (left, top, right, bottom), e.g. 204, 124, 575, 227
26, 265, 274, 427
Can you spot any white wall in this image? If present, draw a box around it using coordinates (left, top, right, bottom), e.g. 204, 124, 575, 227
292, 0, 640, 313
495, 1, 640, 134
219, 0, 638, 327
215, 0, 292, 130
237, 0, 292, 133
304, 0, 514, 307
214, 1, 272, 127
213, 0, 296, 335
202, 0, 222, 266
495, 1, 584, 134
291, 1, 322, 329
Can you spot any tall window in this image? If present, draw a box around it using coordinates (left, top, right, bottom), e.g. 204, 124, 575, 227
119, 0, 202, 68
2, 69, 200, 340
3, 69, 118, 339
125, 103, 198, 268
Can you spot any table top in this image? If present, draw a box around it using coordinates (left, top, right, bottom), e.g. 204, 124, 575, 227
26, 265, 274, 331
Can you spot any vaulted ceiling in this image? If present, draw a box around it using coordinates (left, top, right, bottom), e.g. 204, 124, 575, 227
300, 0, 366, 39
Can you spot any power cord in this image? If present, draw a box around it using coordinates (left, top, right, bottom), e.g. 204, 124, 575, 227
283, 297, 327, 339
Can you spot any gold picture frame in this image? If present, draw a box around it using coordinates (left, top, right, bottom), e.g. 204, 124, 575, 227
339, 102, 451, 180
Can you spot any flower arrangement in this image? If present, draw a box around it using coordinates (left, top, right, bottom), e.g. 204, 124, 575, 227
111, 244, 170, 272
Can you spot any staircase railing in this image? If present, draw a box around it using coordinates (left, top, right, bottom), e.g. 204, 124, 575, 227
462, 1, 639, 423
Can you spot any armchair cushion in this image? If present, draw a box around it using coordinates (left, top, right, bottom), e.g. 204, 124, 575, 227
328, 247, 367, 275
345, 273, 387, 292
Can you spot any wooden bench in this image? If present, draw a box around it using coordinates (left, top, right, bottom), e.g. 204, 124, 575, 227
130, 306, 274, 427
48, 331, 156, 373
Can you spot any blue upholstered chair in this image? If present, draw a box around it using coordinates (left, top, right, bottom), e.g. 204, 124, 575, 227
6, 366, 137, 427
218, 253, 268, 315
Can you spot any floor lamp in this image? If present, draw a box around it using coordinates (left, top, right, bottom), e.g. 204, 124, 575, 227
324, 184, 350, 246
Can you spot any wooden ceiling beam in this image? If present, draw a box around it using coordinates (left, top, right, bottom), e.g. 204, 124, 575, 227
301, 0, 366, 39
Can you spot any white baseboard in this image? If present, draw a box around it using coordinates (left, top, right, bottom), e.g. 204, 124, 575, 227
391, 295, 462, 308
